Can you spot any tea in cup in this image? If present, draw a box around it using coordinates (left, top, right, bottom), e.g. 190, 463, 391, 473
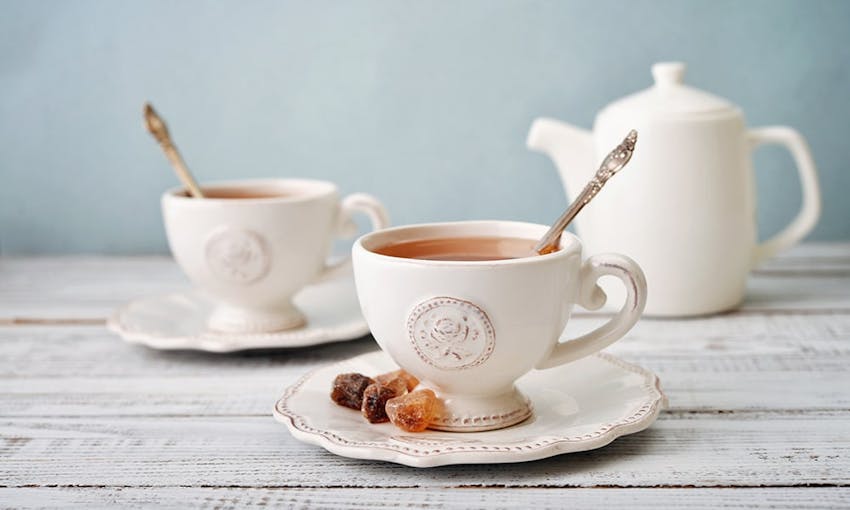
352, 220, 647, 431
162, 178, 388, 333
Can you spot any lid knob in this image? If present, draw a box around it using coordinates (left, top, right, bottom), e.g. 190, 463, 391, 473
652, 62, 686, 89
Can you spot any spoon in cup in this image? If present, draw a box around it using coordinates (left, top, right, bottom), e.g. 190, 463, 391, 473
144, 102, 205, 198
535, 130, 638, 255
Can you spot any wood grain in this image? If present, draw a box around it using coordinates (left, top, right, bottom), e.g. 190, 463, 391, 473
1, 244, 848, 321
0, 256, 186, 321
1, 487, 847, 509
2, 413, 848, 488
2, 311, 849, 376
1, 248, 849, 507
0, 314, 848, 417
2, 369, 847, 417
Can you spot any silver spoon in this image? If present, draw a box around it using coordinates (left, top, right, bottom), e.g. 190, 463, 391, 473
535, 130, 638, 255
144, 102, 205, 198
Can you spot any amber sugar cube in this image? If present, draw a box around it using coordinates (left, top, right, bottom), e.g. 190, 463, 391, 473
330, 373, 375, 410
375, 369, 419, 392
361, 377, 408, 423
386, 389, 438, 432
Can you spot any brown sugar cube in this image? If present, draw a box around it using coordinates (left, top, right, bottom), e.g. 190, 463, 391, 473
386, 389, 438, 432
361, 377, 407, 423
330, 373, 375, 410
375, 369, 419, 392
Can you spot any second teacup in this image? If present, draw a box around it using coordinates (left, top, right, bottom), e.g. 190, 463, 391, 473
352, 220, 647, 431
163, 178, 388, 333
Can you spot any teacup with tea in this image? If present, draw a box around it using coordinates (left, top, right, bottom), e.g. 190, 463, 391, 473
163, 178, 388, 333
352, 220, 646, 431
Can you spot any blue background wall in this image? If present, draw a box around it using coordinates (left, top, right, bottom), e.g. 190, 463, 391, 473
1, 0, 848, 254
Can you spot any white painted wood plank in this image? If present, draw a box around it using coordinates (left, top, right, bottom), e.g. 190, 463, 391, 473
771, 243, 850, 259
3, 312, 849, 378
1, 248, 847, 495
761, 242, 850, 263
0, 316, 848, 416
756, 242, 850, 274
0, 326, 378, 378
1, 487, 847, 509
5, 310, 850, 371
0, 256, 186, 320
2, 369, 846, 417
2, 244, 849, 320
2, 413, 847, 487
743, 275, 850, 312
2, 361, 848, 416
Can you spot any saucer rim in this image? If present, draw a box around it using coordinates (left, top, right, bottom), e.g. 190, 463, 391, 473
273, 350, 666, 467
108, 281, 370, 352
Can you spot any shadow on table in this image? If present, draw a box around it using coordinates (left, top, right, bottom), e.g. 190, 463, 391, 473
129, 334, 379, 368
328, 426, 661, 482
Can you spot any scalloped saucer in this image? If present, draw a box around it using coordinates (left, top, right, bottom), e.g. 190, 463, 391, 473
108, 273, 368, 352
273, 350, 666, 467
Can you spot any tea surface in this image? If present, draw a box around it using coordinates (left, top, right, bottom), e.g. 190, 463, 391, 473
373, 236, 542, 261
180, 188, 290, 199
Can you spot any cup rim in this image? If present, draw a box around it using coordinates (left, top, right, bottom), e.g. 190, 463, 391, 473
354, 220, 580, 267
161, 178, 338, 205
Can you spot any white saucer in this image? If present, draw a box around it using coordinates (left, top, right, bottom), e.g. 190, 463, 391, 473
108, 274, 369, 352
274, 350, 666, 467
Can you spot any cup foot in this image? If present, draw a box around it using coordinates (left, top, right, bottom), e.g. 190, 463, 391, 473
207, 304, 306, 334
426, 386, 533, 432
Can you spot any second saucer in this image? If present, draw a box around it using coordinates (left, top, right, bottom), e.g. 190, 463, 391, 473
108, 270, 368, 352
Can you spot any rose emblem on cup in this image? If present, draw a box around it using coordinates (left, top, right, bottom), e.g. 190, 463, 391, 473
407, 297, 495, 370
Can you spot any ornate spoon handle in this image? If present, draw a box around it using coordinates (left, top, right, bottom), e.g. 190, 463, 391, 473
535, 130, 638, 255
144, 103, 205, 198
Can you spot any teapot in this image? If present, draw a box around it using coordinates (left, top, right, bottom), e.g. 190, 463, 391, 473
527, 62, 820, 316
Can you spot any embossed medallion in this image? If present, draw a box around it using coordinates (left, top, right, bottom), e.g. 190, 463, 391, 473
205, 227, 271, 284
406, 297, 495, 370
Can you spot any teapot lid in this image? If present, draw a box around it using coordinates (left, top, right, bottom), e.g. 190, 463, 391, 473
600, 62, 736, 119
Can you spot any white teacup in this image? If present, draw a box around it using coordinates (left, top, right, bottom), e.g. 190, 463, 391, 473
162, 178, 388, 333
352, 220, 647, 431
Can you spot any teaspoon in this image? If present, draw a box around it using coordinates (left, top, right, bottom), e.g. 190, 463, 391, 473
535, 130, 638, 255
144, 103, 205, 198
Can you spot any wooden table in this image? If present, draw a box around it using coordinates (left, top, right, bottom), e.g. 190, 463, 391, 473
2, 245, 849, 508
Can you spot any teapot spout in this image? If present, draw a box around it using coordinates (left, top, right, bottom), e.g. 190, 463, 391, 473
527, 118, 595, 201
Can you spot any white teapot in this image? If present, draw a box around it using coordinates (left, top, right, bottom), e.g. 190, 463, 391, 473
527, 62, 820, 316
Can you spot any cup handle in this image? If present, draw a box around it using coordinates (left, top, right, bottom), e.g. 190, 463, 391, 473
536, 254, 647, 369
317, 193, 389, 282
748, 127, 821, 266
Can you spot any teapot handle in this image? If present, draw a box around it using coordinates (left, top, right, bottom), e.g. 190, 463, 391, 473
748, 127, 821, 266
